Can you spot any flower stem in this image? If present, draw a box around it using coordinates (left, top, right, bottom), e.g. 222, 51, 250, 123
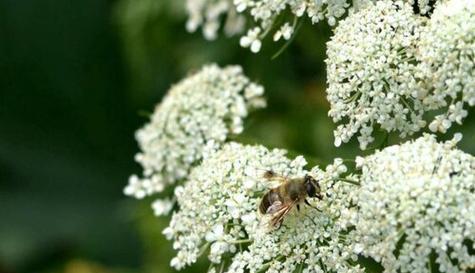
272, 17, 303, 60
198, 242, 210, 257
335, 178, 360, 186
229, 239, 252, 244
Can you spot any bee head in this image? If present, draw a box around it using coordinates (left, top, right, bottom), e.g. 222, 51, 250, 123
304, 174, 321, 198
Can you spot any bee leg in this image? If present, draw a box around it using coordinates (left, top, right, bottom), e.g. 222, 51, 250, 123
305, 199, 322, 212
296, 204, 300, 211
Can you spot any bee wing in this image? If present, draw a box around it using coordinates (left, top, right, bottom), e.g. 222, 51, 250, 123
259, 169, 289, 188
265, 175, 288, 183
270, 201, 296, 228
266, 200, 284, 214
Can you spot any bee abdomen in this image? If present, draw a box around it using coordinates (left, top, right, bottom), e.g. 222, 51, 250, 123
259, 195, 270, 214
259, 190, 280, 214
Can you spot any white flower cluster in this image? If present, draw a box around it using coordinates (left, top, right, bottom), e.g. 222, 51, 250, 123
237, 0, 352, 52
361, 0, 438, 15
124, 64, 265, 199
419, 0, 475, 134
326, 0, 426, 150
186, 0, 354, 53
354, 134, 475, 273
405, 0, 435, 14
228, 163, 362, 273
186, 0, 245, 40
164, 142, 362, 273
185, 0, 441, 53
163, 142, 306, 270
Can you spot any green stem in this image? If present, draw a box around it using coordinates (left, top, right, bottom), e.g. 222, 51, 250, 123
428, 256, 433, 273
207, 263, 214, 273
334, 178, 360, 186
366, 130, 390, 152
256, 255, 285, 273
271, 16, 303, 60
380, 131, 389, 149
259, 16, 278, 39
219, 261, 226, 273
343, 91, 362, 103
400, 97, 415, 114
198, 242, 210, 257
228, 239, 252, 244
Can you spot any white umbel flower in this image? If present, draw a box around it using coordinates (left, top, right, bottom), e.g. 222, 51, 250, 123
242, 0, 351, 27
326, 0, 427, 150
124, 64, 265, 200
164, 142, 362, 272
186, 0, 245, 40
164, 142, 306, 270
228, 161, 363, 273
355, 134, 475, 273
240, 27, 262, 53
273, 22, 294, 42
361, 0, 438, 15
405, 0, 435, 14
151, 198, 174, 216
185, 0, 354, 52
238, 0, 352, 52
184, 0, 439, 52
419, 0, 475, 133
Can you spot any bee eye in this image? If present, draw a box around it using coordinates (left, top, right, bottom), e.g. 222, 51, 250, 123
306, 182, 316, 197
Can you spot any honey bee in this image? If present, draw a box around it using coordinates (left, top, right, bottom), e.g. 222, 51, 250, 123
259, 170, 323, 228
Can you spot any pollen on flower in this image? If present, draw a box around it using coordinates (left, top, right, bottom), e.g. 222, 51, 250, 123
326, 0, 427, 150
355, 134, 475, 273
124, 64, 265, 201
419, 0, 475, 134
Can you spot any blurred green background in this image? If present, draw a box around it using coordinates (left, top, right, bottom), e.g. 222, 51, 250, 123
1, 1, 474, 273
